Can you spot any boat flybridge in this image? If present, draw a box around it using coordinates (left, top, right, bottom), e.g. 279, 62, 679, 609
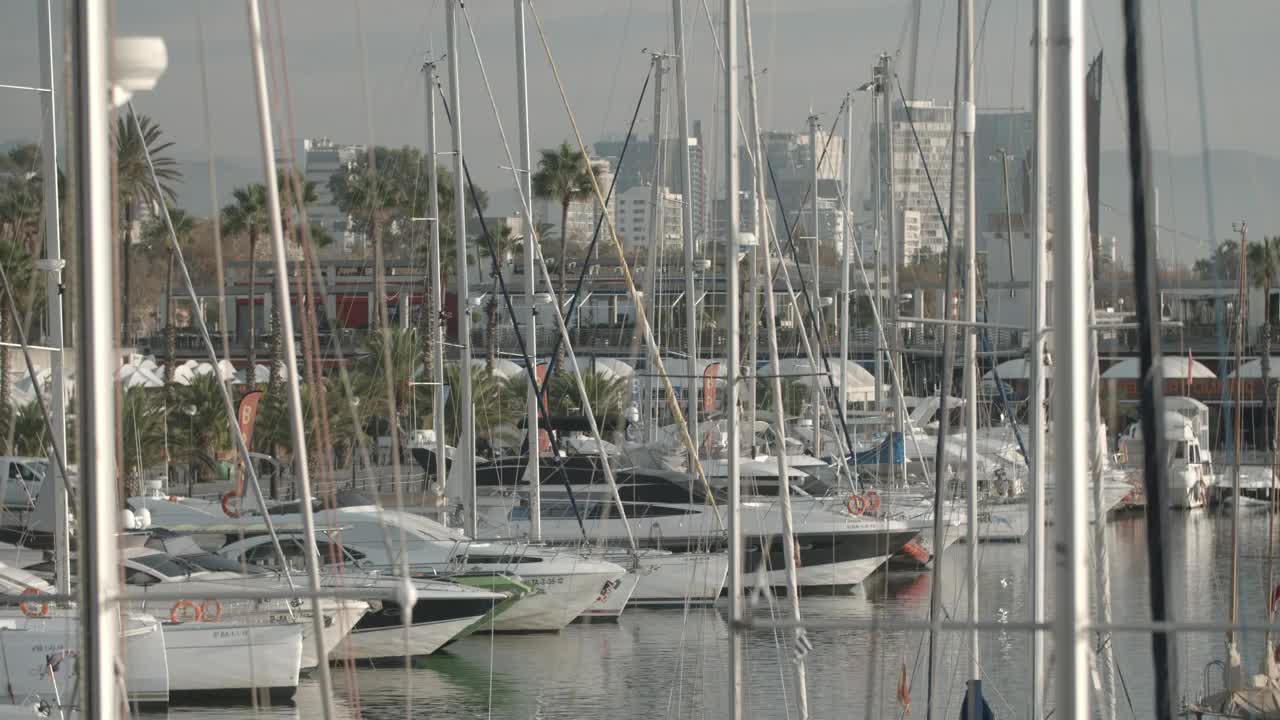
414, 430, 922, 589
130, 490, 625, 633
1118, 400, 1215, 509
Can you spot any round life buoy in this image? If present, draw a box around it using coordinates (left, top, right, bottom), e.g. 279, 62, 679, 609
846, 494, 868, 515
167, 495, 180, 502
199, 599, 223, 622
220, 491, 240, 518
170, 600, 202, 624
19, 588, 48, 618
864, 490, 882, 514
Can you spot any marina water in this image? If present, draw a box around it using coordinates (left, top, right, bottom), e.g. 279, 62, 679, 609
163, 509, 1263, 718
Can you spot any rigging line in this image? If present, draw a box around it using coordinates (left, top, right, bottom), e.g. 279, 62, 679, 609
538, 64, 653, 400
432, 83, 589, 540
527, 0, 723, 528
762, 147, 861, 465
125, 104, 299, 595
887, 74, 1031, 468
1122, 0, 1180, 716
194, 2, 235, 407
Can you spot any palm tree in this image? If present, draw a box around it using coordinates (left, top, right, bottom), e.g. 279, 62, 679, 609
443, 363, 519, 448
121, 386, 166, 492
11, 401, 48, 457
0, 175, 40, 249
480, 222, 522, 369
352, 327, 422, 438
141, 207, 196, 385
532, 143, 594, 306
169, 373, 230, 485
115, 114, 180, 342
547, 369, 629, 428
221, 184, 269, 372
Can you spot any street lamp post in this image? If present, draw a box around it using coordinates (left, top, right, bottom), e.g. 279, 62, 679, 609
184, 403, 197, 496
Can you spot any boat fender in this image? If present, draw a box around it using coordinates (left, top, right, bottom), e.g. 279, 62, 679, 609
170, 600, 202, 623
847, 495, 868, 515
19, 588, 48, 618
396, 578, 418, 615
864, 490, 882, 514
199, 599, 222, 622
220, 491, 241, 518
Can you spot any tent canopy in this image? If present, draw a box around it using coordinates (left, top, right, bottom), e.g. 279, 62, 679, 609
1101, 357, 1215, 380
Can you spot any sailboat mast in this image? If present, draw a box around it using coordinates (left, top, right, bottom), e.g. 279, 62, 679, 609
872, 79, 884, 417
744, 0, 808, 714
1231, 220, 1247, 645
840, 92, 852, 430
245, 1, 336, 714
446, 0, 476, 536
36, 0, 70, 598
71, 0, 123, 713
642, 53, 667, 441
514, 0, 541, 540
424, 61, 448, 518
1050, 0, 1091, 716
1028, 0, 1049, 714
672, 0, 700, 464
807, 114, 822, 455
723, 0, 745, 715
958, 0, 980, 692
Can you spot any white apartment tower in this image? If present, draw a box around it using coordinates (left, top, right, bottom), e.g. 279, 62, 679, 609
871, 100, 965, 261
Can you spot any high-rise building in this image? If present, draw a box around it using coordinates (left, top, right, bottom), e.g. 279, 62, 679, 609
304, 137, 366, 251
615, 184, 683, 254
871, 99, 964, 261
593, 120, 709, 251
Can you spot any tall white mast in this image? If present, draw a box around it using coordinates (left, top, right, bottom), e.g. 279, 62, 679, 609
642, 53, 667, 441
245, 2, 336, 716
1050, 0, 1091, 716
672, 0, 700, 461
872, 75, 884, 419
840, 93, 853, 430
36, 0, 70, 598
723, 0, 745, 715
882, 52, 903, 486
1028, 0, 1049, 715
514, 0, 541, 540
446, 0, 476, 536
744, 1, 808, 715
958, 0, 980, 697
423, 60, 448, 521
807, 113, 822, 454
71, 0, 123, 713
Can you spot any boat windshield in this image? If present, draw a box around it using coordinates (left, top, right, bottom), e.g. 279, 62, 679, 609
131, 552, 197, 579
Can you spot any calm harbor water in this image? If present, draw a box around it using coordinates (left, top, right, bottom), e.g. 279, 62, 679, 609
163, 509, 1276, 719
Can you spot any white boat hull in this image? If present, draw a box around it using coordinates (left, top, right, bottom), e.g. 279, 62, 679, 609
629, 551, 727, 607
493, 570, 623, 632
0, 612, 169, 707
576, 572, 638, 621
784, 554, 892, 587
340, 615, 478, 659
163, 621, 303, 703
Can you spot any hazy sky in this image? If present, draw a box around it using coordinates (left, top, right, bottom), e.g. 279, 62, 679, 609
1, 1, 1275, 233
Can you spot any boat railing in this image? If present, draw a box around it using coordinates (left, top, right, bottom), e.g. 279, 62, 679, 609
1200, 658, 1227, 705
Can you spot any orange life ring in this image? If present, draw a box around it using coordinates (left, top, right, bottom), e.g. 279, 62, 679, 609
846, 494, 868, 515
170, 600, 202, 623
864, 490, 882, 514
220, 491, 240, 518
199, 599, 223, 622
19, 588, 48, 618
167, 495, 180, 502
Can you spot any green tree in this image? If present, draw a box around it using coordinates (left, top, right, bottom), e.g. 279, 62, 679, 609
115, 114, 180, 342
532, 143, 594, 306
169, 373, 230, 485
141, 206, 197, 386
121, 386, 166, 494
480, 222, 522, 369
0, 242, 36, 450
221, 184, 269, 373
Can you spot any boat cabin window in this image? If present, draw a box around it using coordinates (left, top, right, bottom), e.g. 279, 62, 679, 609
1173, 441, 1187, 460
124, 568, 160, 586
184, 552, 266, 575
1187, 445, 1200, 464
130, 553, 194, 579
